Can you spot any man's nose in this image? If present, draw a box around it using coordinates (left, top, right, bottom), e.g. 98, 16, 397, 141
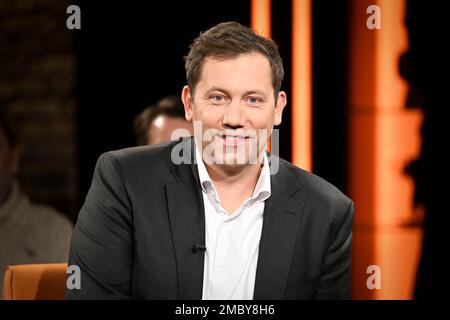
222, 100, 245, 129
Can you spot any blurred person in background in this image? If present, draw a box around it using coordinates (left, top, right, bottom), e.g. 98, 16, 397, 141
134, 94, 193, 145
0, 113, 73, 296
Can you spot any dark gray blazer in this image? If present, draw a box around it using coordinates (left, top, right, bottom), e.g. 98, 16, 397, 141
66, 137, 354, 300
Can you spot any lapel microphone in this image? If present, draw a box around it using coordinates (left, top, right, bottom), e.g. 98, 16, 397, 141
192, 243, 206, 253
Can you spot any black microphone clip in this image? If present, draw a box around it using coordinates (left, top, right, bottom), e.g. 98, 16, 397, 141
192, 243, 206, 253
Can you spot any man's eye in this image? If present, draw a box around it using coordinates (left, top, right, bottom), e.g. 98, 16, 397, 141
211, 95, 225, 103
247, 96, 262, 104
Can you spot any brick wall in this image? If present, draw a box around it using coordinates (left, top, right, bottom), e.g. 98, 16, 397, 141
0, 0, 77, 220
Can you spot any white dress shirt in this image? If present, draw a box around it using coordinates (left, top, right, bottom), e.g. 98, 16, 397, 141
195, 144, 271, 300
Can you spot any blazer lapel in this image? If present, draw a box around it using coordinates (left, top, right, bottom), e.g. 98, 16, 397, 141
165, 137, 205, 299
253, 156, 305, 299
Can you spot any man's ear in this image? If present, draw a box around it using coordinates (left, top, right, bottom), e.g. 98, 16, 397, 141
274, 91, 287, 126
181, 86, 194, 122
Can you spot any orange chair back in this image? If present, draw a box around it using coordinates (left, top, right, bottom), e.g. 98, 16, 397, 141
2, 263, 68, 300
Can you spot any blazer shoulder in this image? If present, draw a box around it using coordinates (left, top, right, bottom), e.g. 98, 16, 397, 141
101, 140, 175, 170
278, 157, 353, 209
95, 140, 179, 187
109, 140, 174, 163
280, 158, 355, 233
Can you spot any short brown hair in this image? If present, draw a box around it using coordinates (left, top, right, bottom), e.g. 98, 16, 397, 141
184, 21, 284, 98
134, 95, 186, 145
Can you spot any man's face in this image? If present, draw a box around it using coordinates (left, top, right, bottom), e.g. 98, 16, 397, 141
0, 129, 17, 206
147, 115, 193, 145
182, 52, 286, 166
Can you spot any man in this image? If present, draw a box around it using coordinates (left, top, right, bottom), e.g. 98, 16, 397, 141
134, 95, 193, 145
67, 21, 354, 300
0, 114, 73, 295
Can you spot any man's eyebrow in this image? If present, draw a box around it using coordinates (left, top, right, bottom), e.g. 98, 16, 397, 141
204, 88, 268, 98
204, 87, 230, 96
242, 90, 267, 98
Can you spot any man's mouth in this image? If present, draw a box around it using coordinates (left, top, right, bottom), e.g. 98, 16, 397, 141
219, 135, 250, 146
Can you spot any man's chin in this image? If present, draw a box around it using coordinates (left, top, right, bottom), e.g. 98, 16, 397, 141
205, 153, 264, 167
200, 141, 265, 166
203, 156, 247, 166
219, 160, 248, 167
211, 161, 252, 174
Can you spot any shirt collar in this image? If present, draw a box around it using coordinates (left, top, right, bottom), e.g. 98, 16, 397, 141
194, 141, 271, 203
